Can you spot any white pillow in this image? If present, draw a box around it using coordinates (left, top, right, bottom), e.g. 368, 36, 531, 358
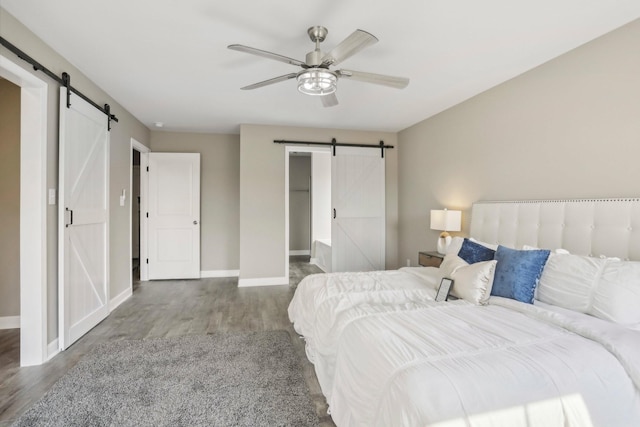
522, 244, 570, 254
439, 255, 496, 305
536, 253, 606, 313
451, 260, 497, 305
590, 260, 640, 326
439, 254, 468, 277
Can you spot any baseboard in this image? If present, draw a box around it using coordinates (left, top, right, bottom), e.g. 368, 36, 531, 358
238, 276, 288, 287
109, 287, 132, 312
200, 270, 240, 278
47, 338, 60, 361
289, 250, 310, 256
0, 316, 20, 329
309, 258, 329, 273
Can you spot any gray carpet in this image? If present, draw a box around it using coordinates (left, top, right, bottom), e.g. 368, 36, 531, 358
13, 331, 318, 427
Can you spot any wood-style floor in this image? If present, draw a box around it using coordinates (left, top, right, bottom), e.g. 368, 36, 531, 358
0, 258, 332, 426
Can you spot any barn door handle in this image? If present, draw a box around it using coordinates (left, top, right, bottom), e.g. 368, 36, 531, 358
333, 208, 336, 219
65, 207, 73, 227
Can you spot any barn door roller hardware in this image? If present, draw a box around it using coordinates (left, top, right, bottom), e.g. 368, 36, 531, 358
0, 36, 119, 130
274, 138, 393, 158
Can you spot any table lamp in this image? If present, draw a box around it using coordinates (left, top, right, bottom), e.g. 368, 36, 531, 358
430, 209, 462, 254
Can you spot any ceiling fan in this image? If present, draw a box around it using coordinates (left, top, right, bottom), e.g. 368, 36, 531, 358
228, 26, 409, 107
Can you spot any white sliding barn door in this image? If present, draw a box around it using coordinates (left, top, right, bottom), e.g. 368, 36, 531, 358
332, 147, 385, 272
58, 88, 109, 350
147, 153, 200, 280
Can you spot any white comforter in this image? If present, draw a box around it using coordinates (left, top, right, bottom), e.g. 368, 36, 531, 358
289, 267, 441, 340
288, 267, 443, 397
289, 270, 640, 427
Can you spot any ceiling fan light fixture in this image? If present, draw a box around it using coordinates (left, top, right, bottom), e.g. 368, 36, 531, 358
297, 68, 337, 96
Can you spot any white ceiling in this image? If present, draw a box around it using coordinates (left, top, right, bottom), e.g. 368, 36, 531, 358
2, 1, 639, 134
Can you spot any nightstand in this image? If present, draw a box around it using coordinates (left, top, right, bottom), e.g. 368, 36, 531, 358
418, 251, 444, 267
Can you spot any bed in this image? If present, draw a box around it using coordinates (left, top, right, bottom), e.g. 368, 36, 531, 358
289, 199, 640, 427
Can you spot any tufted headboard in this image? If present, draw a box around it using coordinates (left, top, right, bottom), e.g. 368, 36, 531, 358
469, 199, 640, 261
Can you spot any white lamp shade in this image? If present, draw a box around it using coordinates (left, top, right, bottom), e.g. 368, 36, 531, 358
430, 209, 462, 232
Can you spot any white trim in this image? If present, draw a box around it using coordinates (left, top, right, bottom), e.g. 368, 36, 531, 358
238, 276, 289, 287
289, 250, 310, 256
200, 270, 240, 278
1, 53, 49, 367
47, 338, 60, 361
109, 287, 132, 312
0, 316, 20, 329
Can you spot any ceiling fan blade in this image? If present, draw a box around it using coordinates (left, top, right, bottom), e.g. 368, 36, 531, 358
228, 44, 305, 67
321, 93, 339, 108
321, 30, 378, 67
337, 69, 409, 89
240, 73, 298, 90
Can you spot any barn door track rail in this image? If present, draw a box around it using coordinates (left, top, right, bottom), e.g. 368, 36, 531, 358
0, 36, 119, 130
274, 138, 393, 158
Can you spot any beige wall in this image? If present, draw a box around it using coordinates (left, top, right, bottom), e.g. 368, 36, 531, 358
240, 124, 399, 283
1, 9, 150, 342
150, 132, 240, 272
0, 78, 20, 318
398, 19, 640, 266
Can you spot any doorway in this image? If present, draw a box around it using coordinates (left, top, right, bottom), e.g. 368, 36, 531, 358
0, 53, 49, 366
285, 146, 331, 279
132, 150, 141, 283
130, 138, 149, 284
289, 152, 311, 257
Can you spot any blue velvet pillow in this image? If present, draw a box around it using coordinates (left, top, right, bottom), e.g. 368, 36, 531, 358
458, 238, 496, 264
491, 246, 551, 304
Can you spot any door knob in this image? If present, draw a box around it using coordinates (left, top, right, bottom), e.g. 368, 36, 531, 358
193, 220, 198, 225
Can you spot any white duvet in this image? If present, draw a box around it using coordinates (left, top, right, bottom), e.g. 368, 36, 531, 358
289, 270, 640, 427
289, 267, 441, 340
289, 267, 443, 397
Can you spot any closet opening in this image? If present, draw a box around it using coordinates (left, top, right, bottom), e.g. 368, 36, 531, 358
131, 149, 141, 284
130, 138, 150, 286
285, 147, 332, 284
289, 152, 311, 258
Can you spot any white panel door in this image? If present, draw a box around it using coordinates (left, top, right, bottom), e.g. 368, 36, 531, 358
58, 88, 109, 350
332, 147, 385, 272
148, 153, 200, 279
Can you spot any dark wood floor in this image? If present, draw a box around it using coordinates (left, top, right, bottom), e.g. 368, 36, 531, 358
0, 258, 331, 426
